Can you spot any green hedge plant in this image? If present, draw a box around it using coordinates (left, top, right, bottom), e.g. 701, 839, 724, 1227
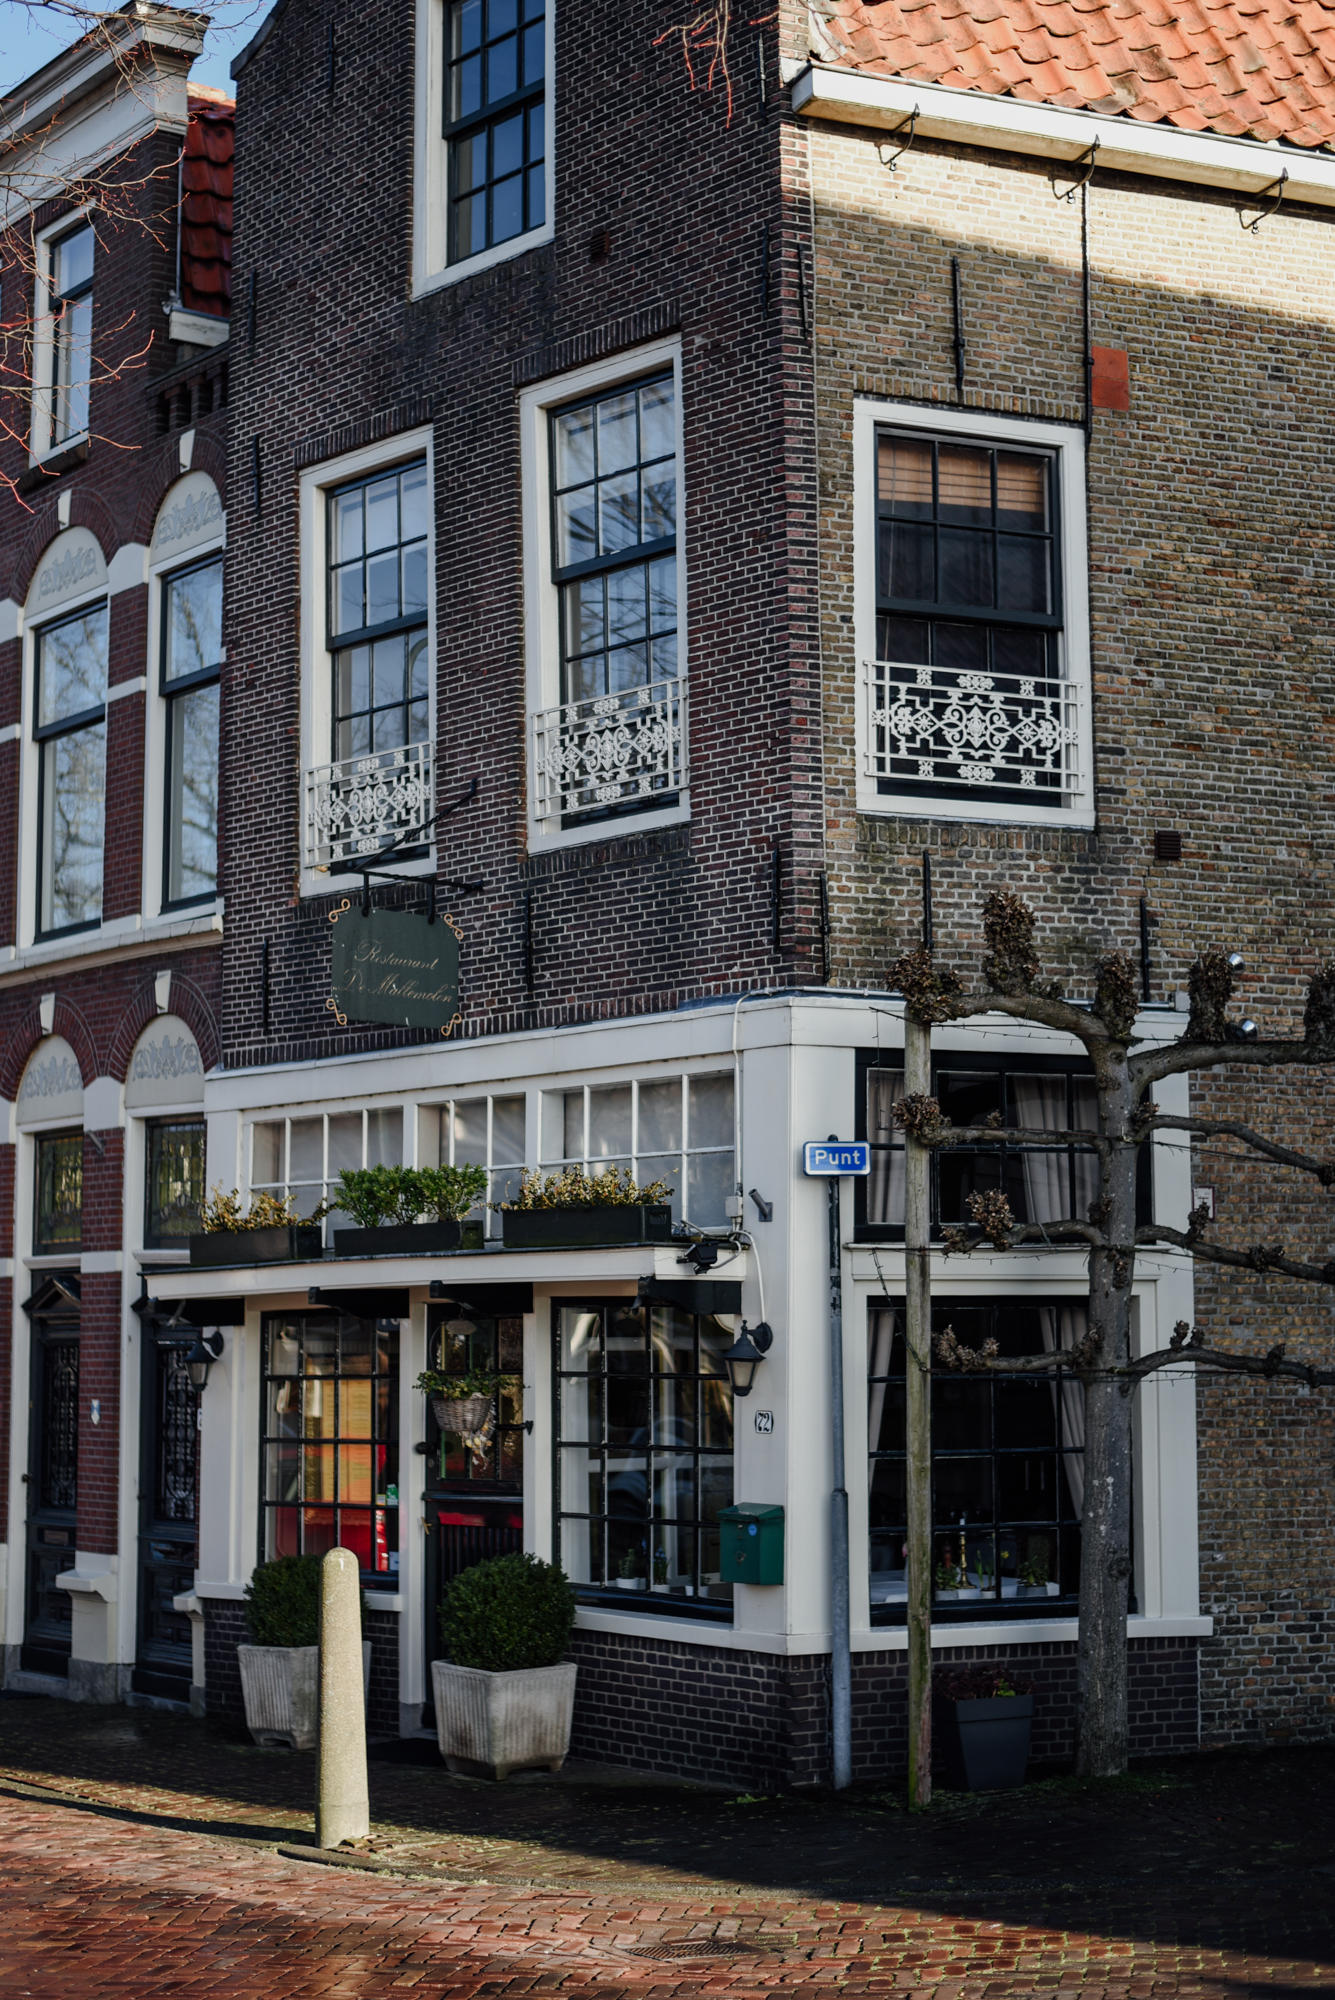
335, 1163, 488, 1229
244, 1553, 367, 1648
496, 1165, 673, 1212
439, 1552, 575, 1672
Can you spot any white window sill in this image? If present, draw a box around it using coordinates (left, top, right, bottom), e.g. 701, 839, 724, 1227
299, 853, 436, 902
856, 788, 1095, 830
528, 796, 690, 855
853, 1613, 1214, 1651
413, 221, 553, 299
28, 431, 90, 469
0, 904, 222, 977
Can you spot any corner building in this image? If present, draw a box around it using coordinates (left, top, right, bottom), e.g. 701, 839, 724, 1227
166, 0, 1333, 1779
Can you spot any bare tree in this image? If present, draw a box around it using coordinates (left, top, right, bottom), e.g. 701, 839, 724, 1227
889, 891, 1335, 1779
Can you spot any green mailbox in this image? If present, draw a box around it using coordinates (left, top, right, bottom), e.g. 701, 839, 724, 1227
719, 1503, 784, 1585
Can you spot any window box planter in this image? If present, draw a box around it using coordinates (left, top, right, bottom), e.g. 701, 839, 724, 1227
237, 1640, 372, 1751
189, 1225, 324, 1267
935, 1691, 1034, 1791
500, 1204, 673, 1250
333, 1219, 473, 1258
431, 1658, 577, 1780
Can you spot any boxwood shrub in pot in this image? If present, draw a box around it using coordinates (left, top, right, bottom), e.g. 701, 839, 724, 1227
934, 1665, 1034, 1791
331, 1164, 487, 1256
432, 1552, 577, 1779
237, 1553, 371, 1751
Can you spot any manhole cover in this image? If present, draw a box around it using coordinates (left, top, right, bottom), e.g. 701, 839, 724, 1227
621, 1937, 789, 1961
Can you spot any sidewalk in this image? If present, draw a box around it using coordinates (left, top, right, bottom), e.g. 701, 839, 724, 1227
0, 1694, 1332, 1995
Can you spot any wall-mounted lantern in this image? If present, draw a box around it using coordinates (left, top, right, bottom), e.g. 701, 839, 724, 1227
723, 1320, 773, 1398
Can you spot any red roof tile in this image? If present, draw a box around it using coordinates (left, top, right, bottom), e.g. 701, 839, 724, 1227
814, 0, 1335, 147
180, 89, 233, 320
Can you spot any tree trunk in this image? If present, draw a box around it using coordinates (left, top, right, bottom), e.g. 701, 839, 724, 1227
1075, 1052, 1138, 1777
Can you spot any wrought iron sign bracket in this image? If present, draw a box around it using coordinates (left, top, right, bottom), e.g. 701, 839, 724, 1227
1239, 167, 1287, 233
1051, 135, 1099, 202
876, 103, 919, 173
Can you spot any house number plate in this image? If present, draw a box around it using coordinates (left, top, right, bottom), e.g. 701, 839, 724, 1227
754, 1409, 774, 1434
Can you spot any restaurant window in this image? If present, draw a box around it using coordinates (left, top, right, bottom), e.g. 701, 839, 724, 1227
868, 1296, 1088, 1623
34, 1131, 83, 1256
250, 1107, 403, 1240
261, 1312, 399, 1580
554, 1301, 734, 1614
144, 1119, 206, 1247
540, 1073, 732, 1225
419, 1094, 525, 1239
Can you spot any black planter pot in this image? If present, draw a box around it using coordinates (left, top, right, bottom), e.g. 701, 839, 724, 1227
936, 1692, 1034, 1791
500, 1204, 674, 1250
333, 1219, 464, 1257
188, 1225, 324, 1267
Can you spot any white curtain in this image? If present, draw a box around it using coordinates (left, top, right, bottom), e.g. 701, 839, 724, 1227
1038, 1302, 1086, 1519
1013, 1073, 1068, 1224
867, 1070, 905, 1226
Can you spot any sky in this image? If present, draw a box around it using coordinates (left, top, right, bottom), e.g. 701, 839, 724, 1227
2, 1, 275, 98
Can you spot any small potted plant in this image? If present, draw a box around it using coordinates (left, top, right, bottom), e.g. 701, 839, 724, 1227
1017, 1540, 1059, 1598
934, 1664, 1035, 1791
651, 1547, 670, 1590
496, 1165, 674, 1250
432, 1551, 577, 1780
615, 1547, 645, 1590
416, 1366, 518, 1468
190, 1188, 325, 1268
332, 1164, 487, 1257
236, 1554, 371, 1750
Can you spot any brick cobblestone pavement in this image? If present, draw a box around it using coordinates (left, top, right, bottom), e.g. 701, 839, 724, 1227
0, 1699, 1332, 1997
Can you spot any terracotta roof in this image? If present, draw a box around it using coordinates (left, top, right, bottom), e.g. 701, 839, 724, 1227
180, 88, 233, 319
813, 0, 1335, 149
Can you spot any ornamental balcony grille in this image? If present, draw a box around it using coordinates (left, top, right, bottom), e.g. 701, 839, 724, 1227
532, 677, 686, 827
305, 741, 433, 870
866, 658, 1083, 804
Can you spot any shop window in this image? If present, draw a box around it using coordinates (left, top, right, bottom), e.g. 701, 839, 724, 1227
868, 1297, 1088, 1623
540, 1072, 732, 1224
261, 1312, 399, 1581
418, 1094, 525, 1238
35, 601, 107, 935
250, 1108, 403, 1240
161, 557, 221, 906
144, 1119, 206, 1247
34, 1131, 83, 1256
554, 1301, 734, 1614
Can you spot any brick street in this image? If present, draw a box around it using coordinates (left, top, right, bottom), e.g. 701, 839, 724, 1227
0, 1701, 1332, 1997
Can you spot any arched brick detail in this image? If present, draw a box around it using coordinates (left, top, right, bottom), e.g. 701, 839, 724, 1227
10, 494, 119, 608
0, 994, 100, 1103
128, 438, 228, 549
105, 969, 221, 1085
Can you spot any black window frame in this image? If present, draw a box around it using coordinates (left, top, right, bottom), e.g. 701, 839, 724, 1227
855, 1048, 1151, 1242
444, 0, 547, 265
34, 599, 108, 941
159, 554, 222, 911
34, 1130, 83, 1257
325, 459, 430, 768
868, 1294, 1104, 1627
552, 1297, 735, 1623
872, 423, 1066, 809
46, 218, 94, 448
259, 1310, 400, 1586
143, 1117, 206, 1249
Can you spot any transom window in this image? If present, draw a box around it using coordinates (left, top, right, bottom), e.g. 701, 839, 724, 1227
35, 602, 107, 936
419, 1095, 526, 1239
47, 221, 94, 446
251, 1109, 404, 1240
446, 0, 546, 263
161, 558, 221, 906
540, 1073, 733, 1225
868, 1297, 1087, 1623
555, 1301, 734, 1615
144, 1119, 206, 1248
34, 1131, 83, 1256
328, 461, 429, 762
261, 1312, 399, 1580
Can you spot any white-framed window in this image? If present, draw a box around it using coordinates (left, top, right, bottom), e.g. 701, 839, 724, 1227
520, 341, 688, 852
160, 556, 222, 907
418, 1094, 527, 1238
250, 1108, 405, 1239
539, 1072, 733, 1225
853, 400, 1093, 828
298, 430, 436, 889
31, 211, 95, 461
412, 0, 555, 296
34, 598, 108, 936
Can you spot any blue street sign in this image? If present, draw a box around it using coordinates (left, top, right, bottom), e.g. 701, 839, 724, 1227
803, 1140, 871, 1177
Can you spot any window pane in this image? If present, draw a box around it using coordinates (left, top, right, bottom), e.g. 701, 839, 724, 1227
289, 1118, 324, 1184
492, 1095, 525, 1162
166, 680, 219, 902
164, 561, 223, 682
366, 1109, 402, 1167
332, 485, 363, 563
588, 1086, 632, 1159
452, 1099, 489, 1162
596, 391, 638, 475
686, 1149, 733, 1226
38, 606, 107, 726
252, 1121, 284, 1185
146, 1120, 205, 1244
878, 435, 933, 512
54, 223, 94, 295
639, 379, 674, 461
637, 1080, 680, 1152
41, 721, 104, 931
688, 1075, 733, 1150
35, 1133, 83, 1254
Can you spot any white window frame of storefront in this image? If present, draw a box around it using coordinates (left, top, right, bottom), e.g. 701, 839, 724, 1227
417, 1093, 528, 1238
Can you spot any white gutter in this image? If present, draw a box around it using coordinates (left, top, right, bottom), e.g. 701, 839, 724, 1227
790, 61, 1335, 210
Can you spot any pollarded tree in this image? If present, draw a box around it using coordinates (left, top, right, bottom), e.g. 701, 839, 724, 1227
889, 891, 1335, 1780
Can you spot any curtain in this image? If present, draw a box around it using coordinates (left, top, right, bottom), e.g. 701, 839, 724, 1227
867, 1070, 905, 1226
1013, 1074, 1068, 1224
1038, 1302, 1086, 1518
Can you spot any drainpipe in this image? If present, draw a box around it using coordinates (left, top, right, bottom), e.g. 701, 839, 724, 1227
827, 1149, 851, 1790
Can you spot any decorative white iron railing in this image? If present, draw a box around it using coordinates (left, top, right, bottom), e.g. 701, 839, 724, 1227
532, 678, 686, 826
866, 658, 1082, 802
305, 741, 433, 870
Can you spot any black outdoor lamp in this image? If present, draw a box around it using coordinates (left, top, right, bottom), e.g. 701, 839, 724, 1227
184, 1330, 224, 1391
723, 1320, 773, 1398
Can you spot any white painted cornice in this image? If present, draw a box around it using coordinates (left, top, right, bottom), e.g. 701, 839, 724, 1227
791, 62, 1335, 210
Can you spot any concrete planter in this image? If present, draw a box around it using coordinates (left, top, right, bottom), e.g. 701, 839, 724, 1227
238, 1640, 373, 1750
431, 1658, 577, 1780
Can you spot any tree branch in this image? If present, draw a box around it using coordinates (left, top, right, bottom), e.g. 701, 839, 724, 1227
1137, 1225, 1335, 1287
922, 1121, 1109, 1154
1131, 1037, 1330, 1090
1146, 1115, 1335, 1183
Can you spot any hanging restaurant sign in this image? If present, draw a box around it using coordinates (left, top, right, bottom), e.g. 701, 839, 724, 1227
327, 903, 462, 1035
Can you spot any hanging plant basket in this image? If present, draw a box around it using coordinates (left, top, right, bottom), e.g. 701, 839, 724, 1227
431, 1391, 494, 1437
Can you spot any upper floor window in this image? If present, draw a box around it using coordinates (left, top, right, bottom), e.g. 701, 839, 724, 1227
35, 602, 107, 936
857, 404, 1092, 827
47, 221, 94, 447
144, 1118, 206, 1247
540, 1073, 733, 1226
419, 1094, 526, 1239
251, 1108, 404, 1241
34, 1131, 83, 1256
446, 0, 546, 263
161, 558, 221, 906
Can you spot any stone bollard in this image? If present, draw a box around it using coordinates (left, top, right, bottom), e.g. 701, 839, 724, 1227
317, 1547, 370, 1848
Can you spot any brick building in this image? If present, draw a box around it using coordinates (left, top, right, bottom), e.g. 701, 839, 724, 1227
7, 0, 1332, 1779
0, 7, 230, 1703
